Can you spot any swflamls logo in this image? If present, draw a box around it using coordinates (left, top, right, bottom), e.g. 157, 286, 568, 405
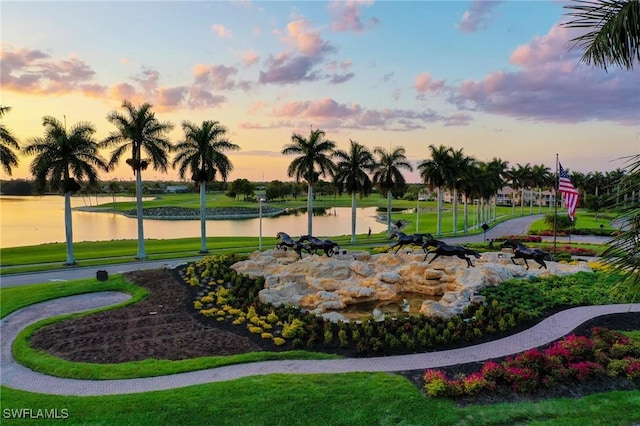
3, 408, 69, 419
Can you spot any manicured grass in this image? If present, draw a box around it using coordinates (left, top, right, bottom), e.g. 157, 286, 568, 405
528, 210, 619, 234
2, 378, 638, 425
0, 276, 145, 318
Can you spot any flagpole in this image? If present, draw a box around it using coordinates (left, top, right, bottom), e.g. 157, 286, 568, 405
553, 154, 558, 254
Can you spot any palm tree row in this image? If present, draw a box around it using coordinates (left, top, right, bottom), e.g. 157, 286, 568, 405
4, 100, 239, 264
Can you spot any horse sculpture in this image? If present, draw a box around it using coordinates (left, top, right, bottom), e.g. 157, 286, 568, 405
388, 231, 434, 254
299, 235, 340, 257
422, 239, 481, 268
500, 239, 551, 270
275, 232, 309, 259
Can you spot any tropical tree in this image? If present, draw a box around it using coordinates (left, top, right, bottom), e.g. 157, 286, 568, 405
282, 128, 336, 237
332, 140, 376, 243
418, 145, 453, 236
563, 0, 640, 292
101, 100, 174, 259
172, 120, 239, 253
448, 148, 470, 235
563, 0, 640, 71
457, 157, 481, 233
372, 146, 413, 237
483, 158, 509, 222
23, 116, 108, 265
0, 106, 20, 175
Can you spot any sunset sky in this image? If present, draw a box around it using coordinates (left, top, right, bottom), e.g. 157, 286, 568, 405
1, 0, 638, 183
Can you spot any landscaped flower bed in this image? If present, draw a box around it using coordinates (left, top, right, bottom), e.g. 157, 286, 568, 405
178, 254, 638, 357
422, 327, 640, 397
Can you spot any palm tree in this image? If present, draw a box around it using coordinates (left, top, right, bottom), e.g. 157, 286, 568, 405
484, 158, 509, 222
23, 116, 108, 265
531, 164, 552, 213
332, 140, 376, 243
563, 0, 640, 292
372, 146, 413, 237
282, 128, 336, 237
457, 157, 481, 233
101, 100, 174, 259
563, 0, 640, 71
418, 145, 452, 236
449, 148, 469, 235
172, 120, 239, 253
0, 106, 20, 175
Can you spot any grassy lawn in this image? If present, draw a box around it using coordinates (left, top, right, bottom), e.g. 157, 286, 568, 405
2, 269, 639, 424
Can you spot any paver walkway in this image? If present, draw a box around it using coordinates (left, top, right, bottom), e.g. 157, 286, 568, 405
1, 291, 638, 396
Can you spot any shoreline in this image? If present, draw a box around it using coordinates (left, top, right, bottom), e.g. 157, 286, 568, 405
74, 205, 288, 220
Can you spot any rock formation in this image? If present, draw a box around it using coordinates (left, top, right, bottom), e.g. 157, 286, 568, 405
230, 249, 592, 321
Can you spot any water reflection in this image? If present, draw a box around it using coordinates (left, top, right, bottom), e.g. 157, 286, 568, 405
0, 196, 387, 248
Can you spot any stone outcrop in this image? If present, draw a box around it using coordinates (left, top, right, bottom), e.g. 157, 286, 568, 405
230, 249, 592, 321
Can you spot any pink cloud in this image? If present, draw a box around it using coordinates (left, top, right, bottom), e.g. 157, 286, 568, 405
212, 24, 232, 38
459, 0, 503, 33
267, 97, 462, 130
414, 72, 446, 93
193, 63, 251, 90
1, 47, 105, 95
329, 0, 379, 33
242, 50, 260, 67
247, 100, 267, 114
451, 24, 640, 125
280, 18, 334, 56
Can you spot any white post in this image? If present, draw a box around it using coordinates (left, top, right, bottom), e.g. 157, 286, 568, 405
416, 195, 419, 233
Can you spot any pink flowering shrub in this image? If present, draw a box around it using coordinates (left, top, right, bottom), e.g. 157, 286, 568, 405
422, 328, 640, 398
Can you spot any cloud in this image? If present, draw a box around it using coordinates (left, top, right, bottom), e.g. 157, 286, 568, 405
268, 97, 470, 130
193, 63, 251, 90
259, 55, 320, 84
260, 17, 338, 85
450, 24, 640, 125
212, 24, 232, 38
459, 0, 503, 33
1, 47, 106, 95
329, 0, 379, 33
242, 50, 260, 67
328, 72, 354, 84
413, 72, 446, 95
247, 100, 267, 114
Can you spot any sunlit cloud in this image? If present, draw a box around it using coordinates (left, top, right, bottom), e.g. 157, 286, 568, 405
450, 23, 640, 125
242, 50, 260, 67
413, 72, 446, 97
1, 47, 106, 95
328, 0, 379, 33
247, 100, 267, 114
458, 0, 503, 33
212, 24, 232, 38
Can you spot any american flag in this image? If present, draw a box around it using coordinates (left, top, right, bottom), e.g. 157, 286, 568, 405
558, 163, 579, 221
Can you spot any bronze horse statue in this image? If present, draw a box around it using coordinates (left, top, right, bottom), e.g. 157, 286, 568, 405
388, 231, 434, 254
299, 235, 340, 257
500, 239, 551, 270
422, 239, 481, 268
275, 232, 309, 259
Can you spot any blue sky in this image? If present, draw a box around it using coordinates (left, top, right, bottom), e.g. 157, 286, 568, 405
1, 1, 638, 183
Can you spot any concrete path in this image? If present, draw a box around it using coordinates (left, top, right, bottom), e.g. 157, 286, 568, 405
1, 291, 638, 396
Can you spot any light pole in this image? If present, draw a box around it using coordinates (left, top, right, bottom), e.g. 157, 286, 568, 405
416, 195, 420, 233
259, 197, 265, 250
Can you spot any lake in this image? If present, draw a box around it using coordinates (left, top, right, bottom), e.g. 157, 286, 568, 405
0, 196, 387, 248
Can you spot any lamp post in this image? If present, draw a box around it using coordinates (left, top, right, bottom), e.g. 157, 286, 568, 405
416, 195, 420, 233
259, 197, 265, 250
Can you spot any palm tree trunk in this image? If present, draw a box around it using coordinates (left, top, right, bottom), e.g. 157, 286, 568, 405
463, 195, 469, 234
386, 191, 392, 237
436, 187, 442, 236
64, 191, 75, 265
199, 182, 208, 253
452, 188, 458, 235
307, 184, 314, 236
520, 189, 525, 215
135, 172, 146, 259
351, 192, 357, 244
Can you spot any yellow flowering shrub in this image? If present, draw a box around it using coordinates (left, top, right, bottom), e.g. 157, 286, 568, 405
200, 295, 214, 303
188, 277, 200, 287
200, 308, 216, 317
261, 332, 274, 339
273, 337, 286, 346
232, 317, 246, 325
266, 311, 279, 323
193, 301, 203, 310
248, 326, 263, 334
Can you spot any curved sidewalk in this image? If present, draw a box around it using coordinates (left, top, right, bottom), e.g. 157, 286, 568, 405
1, 291, 638, 396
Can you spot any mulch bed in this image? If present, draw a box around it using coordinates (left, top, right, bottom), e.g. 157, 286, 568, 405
29, 267, 640, 404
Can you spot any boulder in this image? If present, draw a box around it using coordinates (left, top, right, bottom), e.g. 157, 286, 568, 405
233, 249, 593, 320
